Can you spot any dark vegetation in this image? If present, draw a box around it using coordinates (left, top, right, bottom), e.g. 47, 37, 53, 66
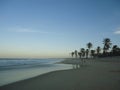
70, 38, 120, 58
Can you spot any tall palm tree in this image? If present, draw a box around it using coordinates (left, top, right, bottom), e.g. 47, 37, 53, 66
87, 42, 93, 58
96, 46, 101, 56
103, 38, 112, 53
87, 42, 93, 50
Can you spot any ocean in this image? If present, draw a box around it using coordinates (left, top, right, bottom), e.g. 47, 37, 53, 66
0, 58, 72, 86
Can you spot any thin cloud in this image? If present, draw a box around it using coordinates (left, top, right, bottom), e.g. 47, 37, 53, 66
9, 28, 52, 34
114, 28, 120, 34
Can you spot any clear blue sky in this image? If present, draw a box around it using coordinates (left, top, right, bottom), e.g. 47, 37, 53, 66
0, 0, 120, 58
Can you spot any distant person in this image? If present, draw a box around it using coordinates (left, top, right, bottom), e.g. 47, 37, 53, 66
74, 50, 78, 58
86, 49, 89, 59
78, 52, 82, 59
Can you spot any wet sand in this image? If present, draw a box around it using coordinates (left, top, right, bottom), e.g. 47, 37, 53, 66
0, 57, 120, 90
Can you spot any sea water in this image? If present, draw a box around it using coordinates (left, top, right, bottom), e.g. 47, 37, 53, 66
0, 58, 72, 86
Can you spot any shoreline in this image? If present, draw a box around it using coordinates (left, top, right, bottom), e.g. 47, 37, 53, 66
0, 57, 120, 90
0, 61, 72, 86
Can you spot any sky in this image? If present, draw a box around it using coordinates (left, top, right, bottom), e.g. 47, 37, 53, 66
0, 0, 120, 58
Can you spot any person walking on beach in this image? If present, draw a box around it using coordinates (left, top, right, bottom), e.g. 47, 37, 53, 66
86, 49, 89, 59
74, 50, 78, 58
78, 52, 82, 59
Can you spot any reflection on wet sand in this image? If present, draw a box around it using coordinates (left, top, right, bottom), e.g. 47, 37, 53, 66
72, 59, 86, 69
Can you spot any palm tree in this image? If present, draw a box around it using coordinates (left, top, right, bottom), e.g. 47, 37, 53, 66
112, 45, 118, 56
112, 45, 118, 51
96, 46, 101, 56
103, 38, 112, 54
71, 52, 74, 58
87, 42, 93, 58
91, 50, 95, 58
87, 42, 92, 50
81, 48, 85, 58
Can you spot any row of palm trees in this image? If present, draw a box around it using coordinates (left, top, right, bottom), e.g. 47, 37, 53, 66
70, 38, 120, 58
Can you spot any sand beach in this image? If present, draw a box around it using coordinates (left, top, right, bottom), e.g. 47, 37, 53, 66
0, 57, 120, 90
